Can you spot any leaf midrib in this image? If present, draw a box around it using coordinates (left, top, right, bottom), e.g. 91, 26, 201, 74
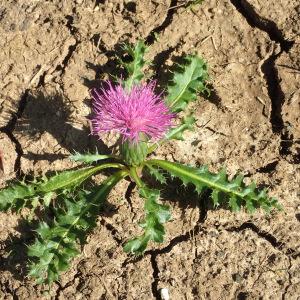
49, 170, 128, 269
39, 163, 124, 193
168, 63, 197, 110
149, 159, 245, 198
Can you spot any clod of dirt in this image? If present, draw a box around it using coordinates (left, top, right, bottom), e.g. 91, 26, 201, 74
0, 133, 17, 185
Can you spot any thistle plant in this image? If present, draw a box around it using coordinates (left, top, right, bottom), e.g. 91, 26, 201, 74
0, 40, 281, 285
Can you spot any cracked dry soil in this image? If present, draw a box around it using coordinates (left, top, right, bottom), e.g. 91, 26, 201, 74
0, 0, 299, 299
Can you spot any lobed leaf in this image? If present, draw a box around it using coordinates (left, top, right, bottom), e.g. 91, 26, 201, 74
28, 170, 128, 285
166, 55, 209, 112
0, 163, 124, 211
147, 114, 196, 154
147, 159, 281, 213
124, 186, 171, 255
165, 114, 196, 141
120, 40, 148, 91
145, 164, 166, 184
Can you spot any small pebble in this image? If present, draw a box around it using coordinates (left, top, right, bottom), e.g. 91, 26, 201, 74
160, 288, 169, 300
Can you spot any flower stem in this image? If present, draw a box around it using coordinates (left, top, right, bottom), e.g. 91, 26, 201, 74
129, 167, 143, 188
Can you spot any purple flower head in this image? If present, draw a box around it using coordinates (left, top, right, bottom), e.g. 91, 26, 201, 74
91, 81, 174, 143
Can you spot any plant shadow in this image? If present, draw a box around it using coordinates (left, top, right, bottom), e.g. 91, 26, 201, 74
82, 39, 129, 90
0, 195, 121, 282
83, 40, 223, 110
0, 218, 37, 281
143, 171, 212, 222
153, 53, 223, 108
15, 91, 110, 162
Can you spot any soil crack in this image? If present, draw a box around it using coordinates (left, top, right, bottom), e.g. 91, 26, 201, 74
145, 0, 179, 45
227, 222, 299, 258
55, 12, 81, 76
0, 90, 29, 133
230, 0, 295, 155
260, 47, 295, 156
282, 256, 292, 300
147, 191, 208, 255
1, 11, 81, 179
54, 269, 82, 299
122, 193, 208, 268
229, 0, 294, 51
127, 195, 209, 299
100, 219, 122, 245
260, 49, 285, 133
0, 90, 29, 177
150, 253, 160, 299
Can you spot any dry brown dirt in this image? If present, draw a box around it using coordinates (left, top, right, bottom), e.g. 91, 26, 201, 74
0, 0, 299, 299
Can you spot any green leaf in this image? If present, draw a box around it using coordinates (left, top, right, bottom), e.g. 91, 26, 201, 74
124, 186, 171, 255
145, 164, 166, 184
148, 159, 281, 213
229, 195, 240, 212
165, 114, 196, 141
141, 215, 165, 242
143, 189, 171, 223
0, 184, 35, 211
188, 0, 204, 9
211, 190, 220, 207
120, 40, 148, 90
38, 163, 123, 193
42, 192, 54, 207
123, 235, 150, 254
70, 150, 114, 164
0, 163, 124, 211
166, 55, 209, 112
147, 114, 196, 154
28, 170, 128, 285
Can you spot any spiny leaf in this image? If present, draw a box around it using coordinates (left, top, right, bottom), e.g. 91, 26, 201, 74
0, 184, 35, 211
211, 189, 220, 207
70, 150, 115, 164
39, 163, 124, 193
123, 235, 149, 254
120, 40, 148, 91
166, 55, 209, 112
148, 159, 281, 213
28, 170, 128, 285
147, 114, 196, 154
165, 113, 196, 141
0, 163, 124, 211
145, 164, 166, 184
124, 187, 171, 255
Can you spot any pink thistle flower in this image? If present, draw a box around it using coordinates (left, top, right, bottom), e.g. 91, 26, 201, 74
91, 81, 174, 143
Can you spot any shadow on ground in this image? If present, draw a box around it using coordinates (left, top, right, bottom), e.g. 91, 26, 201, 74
15, 91, 110, 162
